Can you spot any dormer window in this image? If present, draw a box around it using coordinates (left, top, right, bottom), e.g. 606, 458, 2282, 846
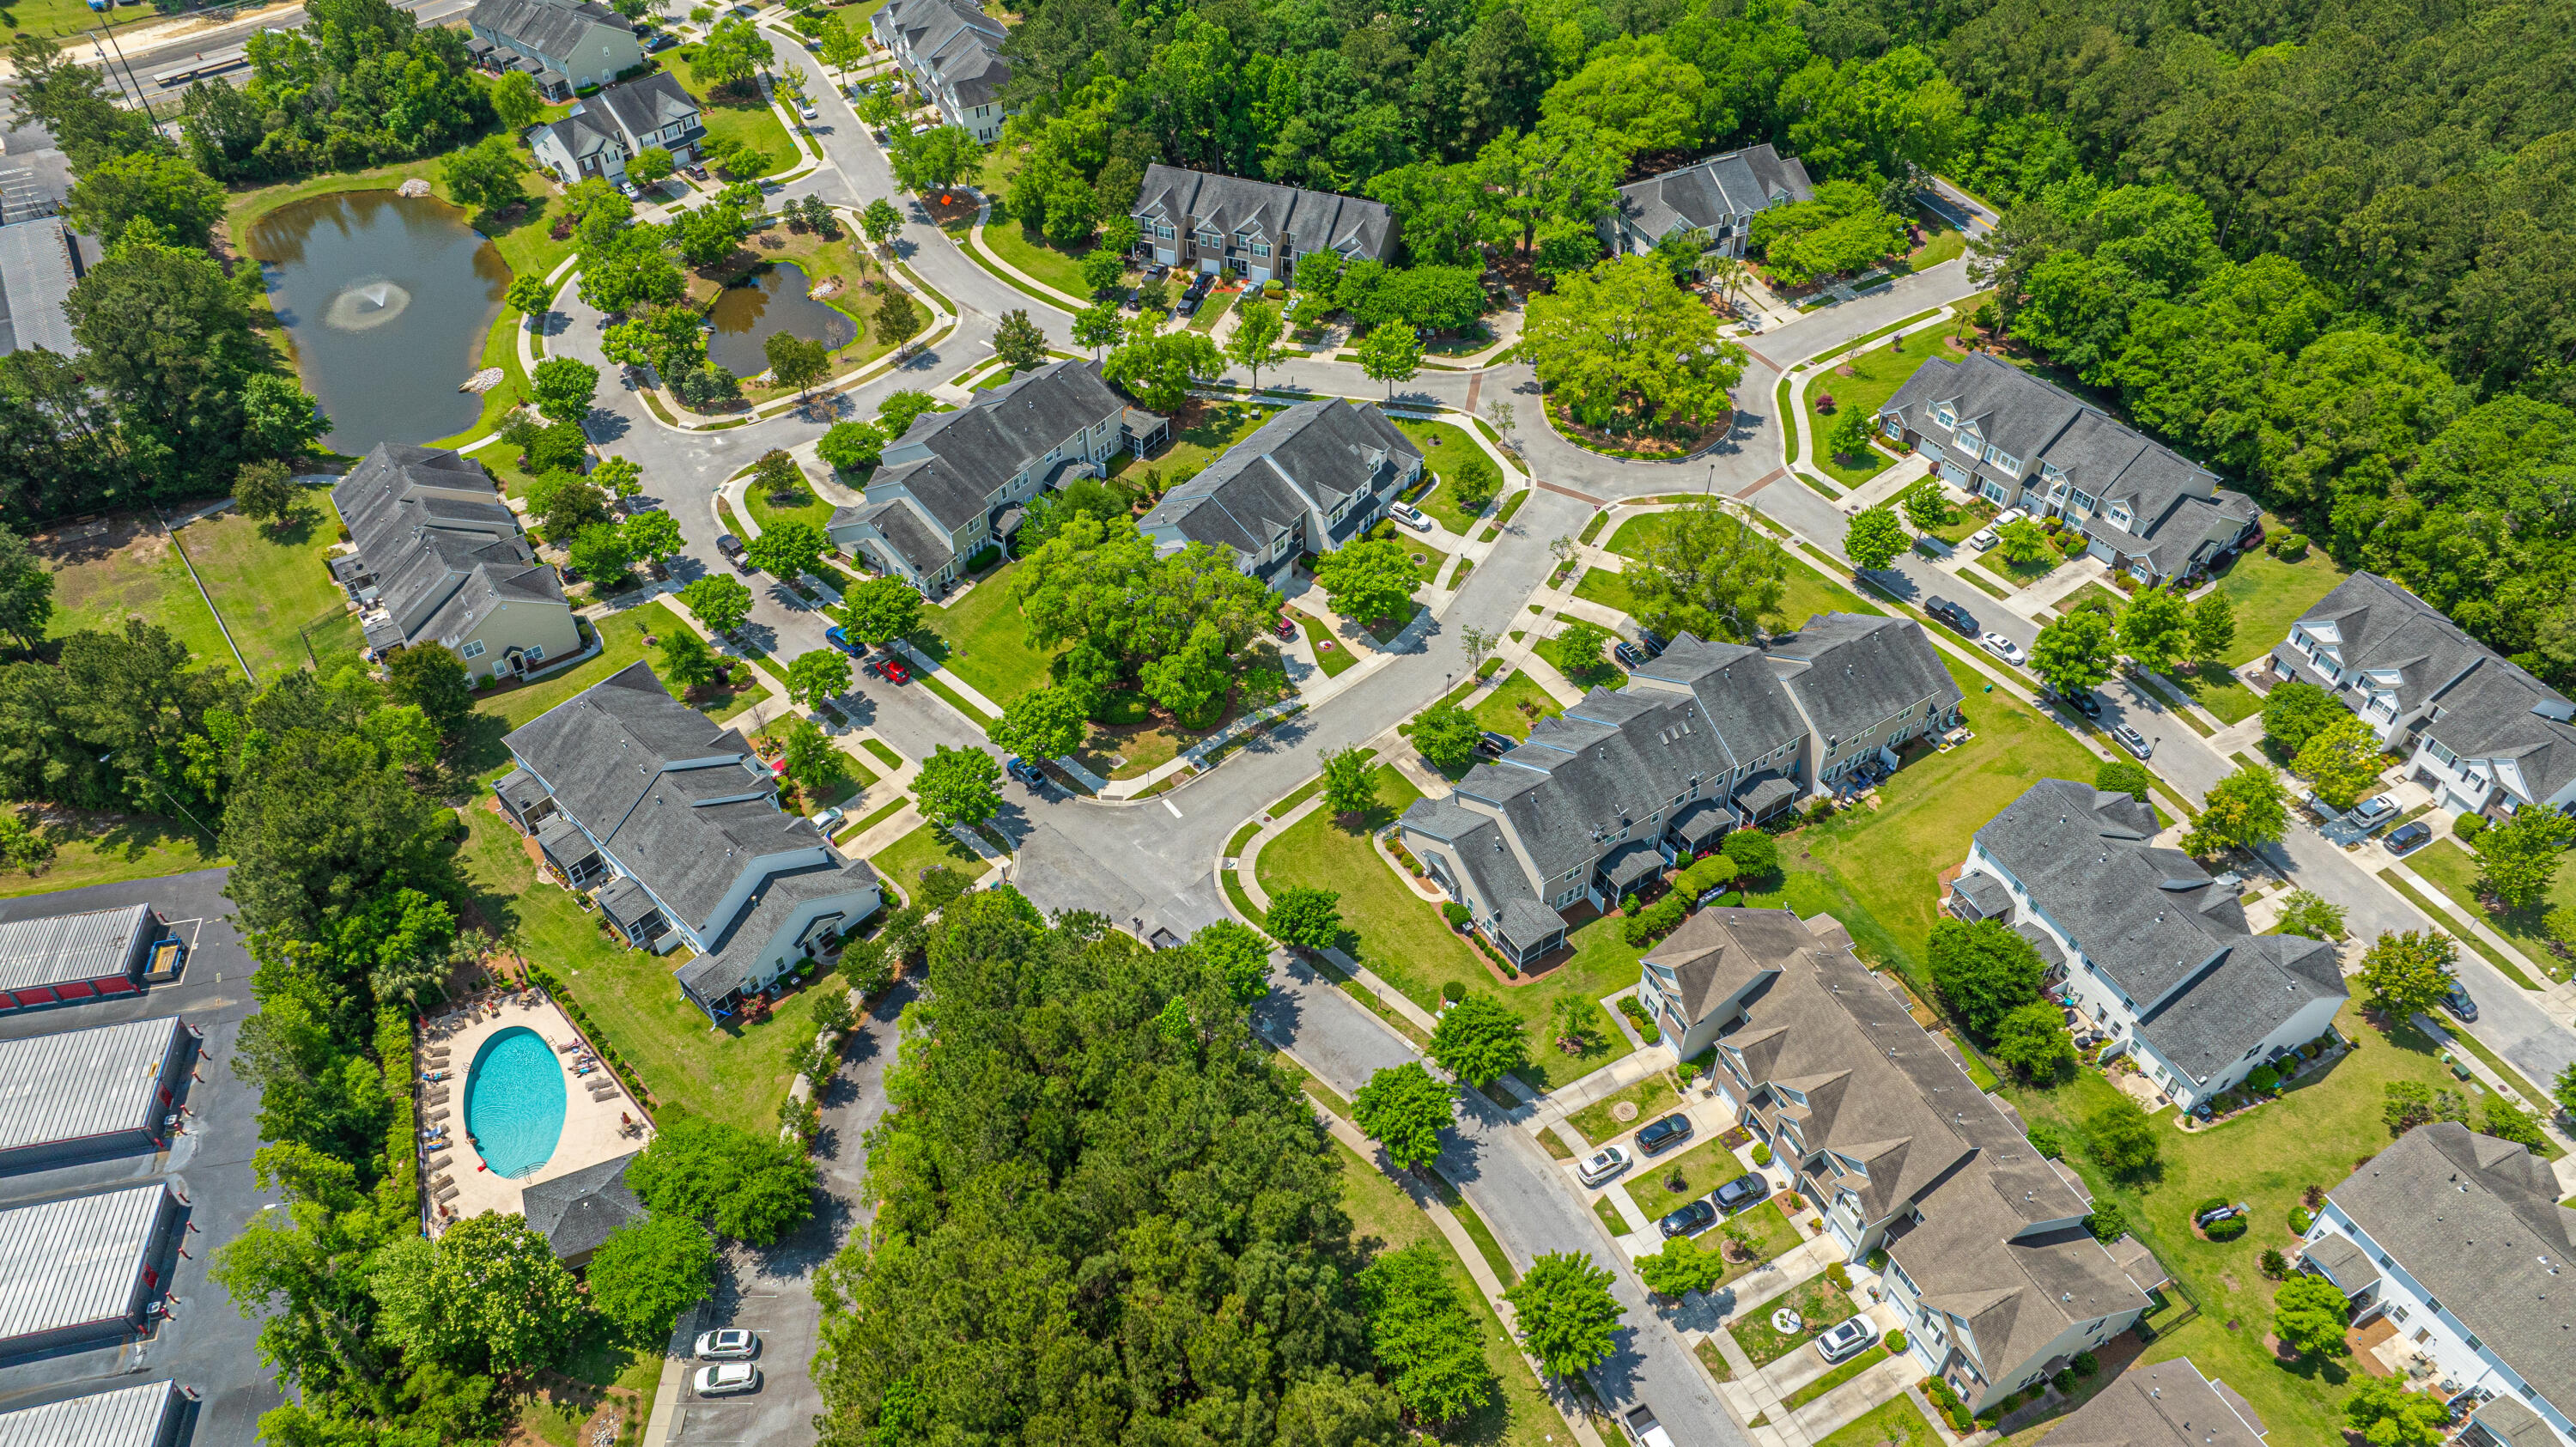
2107, 506, 2133, 529
1929, 403, 1955, 429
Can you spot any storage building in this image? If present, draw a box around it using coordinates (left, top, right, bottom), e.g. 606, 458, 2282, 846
0, 1183, 179, 1358
0, 903, 167, 1011
0, 1379, 189, 1447
0, 1018, 197, 1174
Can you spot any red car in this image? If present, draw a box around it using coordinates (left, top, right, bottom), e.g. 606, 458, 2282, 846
1273, 616, 1298, 641
865, 655, 912, 685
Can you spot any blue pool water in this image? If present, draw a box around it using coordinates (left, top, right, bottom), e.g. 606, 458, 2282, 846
465, 1026, 567, 1179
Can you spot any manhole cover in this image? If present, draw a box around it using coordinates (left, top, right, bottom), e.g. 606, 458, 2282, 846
1611, 1102, 1639, 1122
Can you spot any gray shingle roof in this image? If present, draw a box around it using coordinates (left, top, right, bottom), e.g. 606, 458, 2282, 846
877, 0, 1005, 105
1141, 400, 1419, 563
2329, 1122, 2576, 1418
1133, 164, 1397, 265
0, 1380, 182, 1447
2298, 572, 2576, 803
538, 107, 620, 162
2300, 1230, 2379, 1293
672, 856, 880, 1000
0, 216, 79, 359
2104, 1231, 2171, 1292
2468, 1395, 2559, 1447
872, 360, 1127, 537
0, 1018, 184, 1162
2045, 1356, 2264, 1447
1643, 907, 1789, 1022
1879, 354, 2256, 577
592, 70, 696, 142
1951, 872, 2011, 921
1971, 780, 2346, 1083
1716, 912, 2144, 1386
331, 444, 560, 651
0, 1184, 166, 1348
520, 1152, 644, 1259
1609, 143, 1814, 241
1765, 612, 1965, 748
0, 903, 154, 993
502, 661, 825, 933
469, 0, 632, 63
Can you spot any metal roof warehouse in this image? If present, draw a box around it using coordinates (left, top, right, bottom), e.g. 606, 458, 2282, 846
0, 1378, 187, 1447
0, 1018, 197, 1174
0, 1184, 179, 1358
0, 903, 167, 1010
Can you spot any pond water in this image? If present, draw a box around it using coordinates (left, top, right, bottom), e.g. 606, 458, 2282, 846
705, 262, 857, 377
243, 191, 510, 453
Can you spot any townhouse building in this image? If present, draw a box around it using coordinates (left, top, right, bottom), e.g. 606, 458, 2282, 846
1601, 143, 1814, 263
1131, 166, 1397, 283
1400, 620, 1959, 969
1137, 399, 1422, 584
465, 0, 641, 99
2044, 1356, 2269, 1446
1947, 780, 2348, 1111
1877, 354, 2260, 588
2270, 572, 2576, 821
328, 443, 580, 684
495, 661, 882, 1019
870, 0, 1011, 142
827, 360, 1166, 592
1679, 907, 2156, 1414
530, 71, 703, 185
2299, 1122, 2574, 1447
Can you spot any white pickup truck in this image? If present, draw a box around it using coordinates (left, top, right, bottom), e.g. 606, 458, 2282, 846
1623, 1406, 1678, 1447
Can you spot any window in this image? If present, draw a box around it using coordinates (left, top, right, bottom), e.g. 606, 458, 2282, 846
2070, 489, 2096, 511
2427, 737, 2458, 767
523, 645, 544, 662
459, 641, 487, 660
1253, 242, 1270, 258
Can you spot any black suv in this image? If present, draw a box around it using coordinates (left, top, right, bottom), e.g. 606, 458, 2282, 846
1925, 596, 1976, 635
1636, 1113, 1693, 1156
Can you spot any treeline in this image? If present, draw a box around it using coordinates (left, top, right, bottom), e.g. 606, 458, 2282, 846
812, 895, 1500, 1444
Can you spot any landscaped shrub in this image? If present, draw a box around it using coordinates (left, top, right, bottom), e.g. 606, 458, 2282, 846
1925, 1377, 1972, 1432
2261, 1249, 2288, 1279
2026, 1122, 2069, 1159
1885, 1329, 1906, 1353
2196, 1196, 2228, 1218
1825, 1262, 1851, 1291
2206, 1215, 2248, 1241
2289, 1206, 2313, 1233
1616, 993, 1662, 1043
2457, 812, 2489, 839
1868, 1249, 1888, 1270
1752, 1142, 1773, 1167
1442, 902, 1472, 929
2071, 1351, 2098, 1378
1675, 854, 1739, 902
2052, 1369, 2076, 1392
1620, 893, 1688, 946
1679, 1061, 1699, 1085
2247, 1063, 2281, 1093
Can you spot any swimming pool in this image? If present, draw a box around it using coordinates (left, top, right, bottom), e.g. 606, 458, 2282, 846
464, 1026, 567, 1179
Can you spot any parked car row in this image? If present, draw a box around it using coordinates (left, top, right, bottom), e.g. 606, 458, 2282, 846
693, 1328, 762, 1396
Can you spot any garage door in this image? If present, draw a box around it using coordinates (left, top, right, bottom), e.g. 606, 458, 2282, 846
1939, 460, 1970, 487
2087, 537, 2117, 563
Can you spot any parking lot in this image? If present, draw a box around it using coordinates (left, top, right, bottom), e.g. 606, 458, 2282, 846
0, 868, 279, 1439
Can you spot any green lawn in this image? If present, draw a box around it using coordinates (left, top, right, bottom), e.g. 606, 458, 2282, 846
978, 209, 1099, 299
41, 520, 238, 679
2001, 1000, 2523, 1447
1624, 1134, 1750, 1218
1786, 1344, 1891, 1412
1473, 670, 1562, 741
868, 819, 987, 899
0, 813, 222, 899
1807, 333, 1971, 489
1109, 398, 1270, 489
1818, 1396, 1941, 1447
666, 48, 797, 178
458, 806, 835, 1129
1728, 1273, 1860, 1368
1635, 1197, 1802, 1301
1974, 547, 2062, 589
742, 474, 840, 538
2205, 521, 2348, 666
906, 561, 1064, 709
1567, 1073, 1680, 1146
2163, 661, 2263, 726
459, 602, 762, 778
1187, 285, 1239, 334
1577, 546, 1881, 640
1330, 1139, 1567, 1447
1603, 512, 1675, 560
1534, 635, 1625, 692
2403, 839, 2576, 984
1256, 765, 1637, 1090
1574, 567, 1643, 619
1390, 418, 1494, 536
2053, 581, 2124, 616
177, 505, 364, 683
1296, 609, 1357, 678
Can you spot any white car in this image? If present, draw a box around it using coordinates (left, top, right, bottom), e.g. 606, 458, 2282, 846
1814, 1316, 1878, 1364
799, 101, 819, 119
1968, 526, 2000, 550
811, 805, 845, 831
2349, 793, 2399, 827
1980, 631, 2026, 666
909, 121, 936, 136
696, 1328, 757, 1359
695, 1363, 760, 1395
1576, 1144, 1631, 1188
1389, 502, 1433, 533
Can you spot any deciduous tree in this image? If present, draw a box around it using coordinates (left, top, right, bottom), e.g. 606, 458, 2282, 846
1525, 256, 1743, 432
627, 1116, 816, 1245
586, 1214, 715, 1339
2473, 804, 2576, 907
817, 420, 886, 474
677, 574, 754, 635
913, 744, 1000, 828
1625, 496, 1786, 641
1224, 298, 1289, 392
1313, 537, 1420, 623
835, 576, 921, 645
988, 683, 1089, 763
1413, 703, 1481, 772
1928, 917, 2044, 1036
1843, 505, 1909, 571
2358, 929, 2458, 1023
2262, 680, 2346, 755
1431, 993, 1529, 1086
2271, 1274, 2352, 1359
2115, 587, 2193, 676
1359, 1243, 1497, 1421
1321, 745, 1377, 818
1354, 1061, 1452, 1171
2345, 1378, 2448, 1447
2291, 714, 2381, 811
993, 308, 1047, 371
744, 519, 828, 582
530, 356, 598, 425
1992, 1001, 2076, 1081
2032, 606, 2114, 697
1505, 1253, 1625, 1378
2184, 764, 2287, 855
784, 648, 853, 708
1265, 885, 1343, 951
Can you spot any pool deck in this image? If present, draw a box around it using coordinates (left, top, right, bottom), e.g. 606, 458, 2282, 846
422, 990, 652, 1233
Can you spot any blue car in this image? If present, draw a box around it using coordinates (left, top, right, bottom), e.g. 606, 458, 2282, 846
823, 625, 864, 656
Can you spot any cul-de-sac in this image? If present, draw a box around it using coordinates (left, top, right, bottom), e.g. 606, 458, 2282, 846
0, 3, 2573, 1444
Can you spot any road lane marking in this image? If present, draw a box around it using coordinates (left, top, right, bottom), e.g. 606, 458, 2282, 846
1162, 797, 1182, 818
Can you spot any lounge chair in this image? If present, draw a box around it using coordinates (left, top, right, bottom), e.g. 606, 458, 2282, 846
434, 1184, 459, 1202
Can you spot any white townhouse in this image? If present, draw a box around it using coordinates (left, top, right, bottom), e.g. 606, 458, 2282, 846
2270, 571, 2576, 821
1601, 143, 1814, 263
1947, 780, 2348, 1111
2300, 1122, 2575, 1447
465, 0, 641, 99
528, 71, 704, 185
1877, 353, 2262, 589
826, 360, 1165, 593
1400, 620, 1960, 972
1136, 400, 1420, 585
870, 0, 1011, 142
1681, 908, 2160, 1415
495, 662, 882, 1019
